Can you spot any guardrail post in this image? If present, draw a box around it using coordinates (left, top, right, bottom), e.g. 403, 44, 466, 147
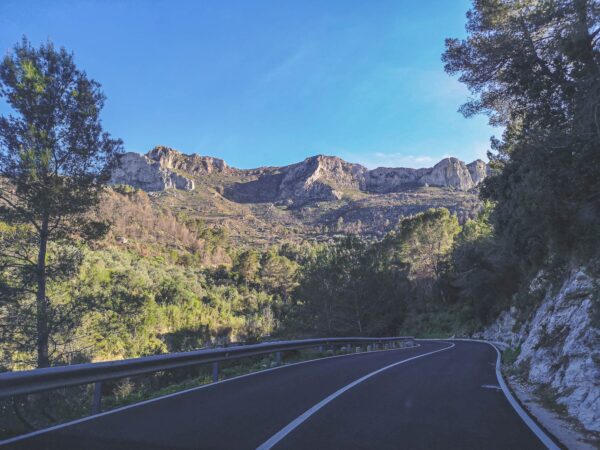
275, 351, 282, 366
91, 381, 102, 415
318, 345, 324, 353
212, 362, 219, 383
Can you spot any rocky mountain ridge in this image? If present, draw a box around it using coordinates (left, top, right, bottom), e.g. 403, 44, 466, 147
111, 147, 488, 206
109, 146, 486, 245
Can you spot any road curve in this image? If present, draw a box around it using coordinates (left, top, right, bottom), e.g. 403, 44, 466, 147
3, 341, 551, 450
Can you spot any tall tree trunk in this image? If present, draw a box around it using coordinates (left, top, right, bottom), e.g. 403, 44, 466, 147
36, 216, 50, 368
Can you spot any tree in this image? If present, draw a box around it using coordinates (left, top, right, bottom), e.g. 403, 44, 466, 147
443, 0, 600, 268
450, 202, 518, 323
0, 39, 122, 368
295, 236, 371, 335
259, 250, 299, 301
386, 209, 461, 282
377, 208, 460, 307
232, 250, 260, 284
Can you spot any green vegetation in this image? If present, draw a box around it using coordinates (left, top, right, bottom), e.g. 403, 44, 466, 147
0, 38, 123, 368
444, 0, 600, 279
1, 0, 598, 437
3, 194, 496, 370
287, 207, 512, 338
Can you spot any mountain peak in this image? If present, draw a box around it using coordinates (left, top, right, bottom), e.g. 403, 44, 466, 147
110, 147, 487, 204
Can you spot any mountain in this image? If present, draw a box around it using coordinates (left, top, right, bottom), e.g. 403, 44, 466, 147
112, 146, 487, 202
110, 146, 487, 246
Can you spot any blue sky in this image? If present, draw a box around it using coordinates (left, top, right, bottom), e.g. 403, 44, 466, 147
0, 0, 497, 169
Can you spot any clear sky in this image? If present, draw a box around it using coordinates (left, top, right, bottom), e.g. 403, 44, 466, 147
0, 0, 497, 169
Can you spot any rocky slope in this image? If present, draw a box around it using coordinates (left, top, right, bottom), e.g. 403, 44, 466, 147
112, 147, 487, 203
109, 147, 486, 245
476, 269, 600, 433
110, 151, 196, 191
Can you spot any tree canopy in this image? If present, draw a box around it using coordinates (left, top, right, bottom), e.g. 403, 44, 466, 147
0, 39, 122, 367
444, 0, 600, 269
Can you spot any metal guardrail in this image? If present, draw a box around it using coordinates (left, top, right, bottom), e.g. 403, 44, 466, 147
0, 336, 413, 414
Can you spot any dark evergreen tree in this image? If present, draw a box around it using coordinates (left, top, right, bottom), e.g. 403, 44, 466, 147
0, 39, 122, 368
443, 0, 600, 269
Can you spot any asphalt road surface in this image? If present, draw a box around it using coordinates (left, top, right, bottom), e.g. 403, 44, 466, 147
4, 340, 554, 450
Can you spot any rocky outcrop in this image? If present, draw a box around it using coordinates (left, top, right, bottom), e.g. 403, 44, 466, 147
148, 146, 229, 175
110, 152, 195, 191
111, 147, 488, 203
110, 146, 233, 192
366, 158, 485, 193
476, 269, 600, 433
277, 155, 367, 204
365, 167, 428, 192
421, 157, 477, 190
269, 155, 487, 205
467, 159, 488, 185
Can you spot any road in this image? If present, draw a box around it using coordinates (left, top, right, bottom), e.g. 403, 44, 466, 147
4, 341, 553, 450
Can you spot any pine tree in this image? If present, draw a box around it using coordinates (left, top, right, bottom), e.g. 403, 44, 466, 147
0, 39, 122, 368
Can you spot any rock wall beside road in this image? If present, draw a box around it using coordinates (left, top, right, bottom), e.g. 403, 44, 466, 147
476, 268, 600, 433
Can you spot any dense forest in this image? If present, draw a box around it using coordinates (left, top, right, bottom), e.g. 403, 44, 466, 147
1, 0, 599, 374
0, 186, 492, 369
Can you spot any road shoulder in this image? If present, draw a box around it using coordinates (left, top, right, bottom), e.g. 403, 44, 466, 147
505, 374, 600, 450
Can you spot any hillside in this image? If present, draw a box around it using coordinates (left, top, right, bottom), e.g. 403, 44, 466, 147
109, 146, 486, 246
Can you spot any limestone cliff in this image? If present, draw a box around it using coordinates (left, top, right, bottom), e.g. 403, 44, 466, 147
467, 159, 488, 185
276, 155, 367, 204
111, 147, 488, 205
476, 269, 600, 433
110, 152, 195, 191
148, 146, 229, 175
421, 157, 477, 190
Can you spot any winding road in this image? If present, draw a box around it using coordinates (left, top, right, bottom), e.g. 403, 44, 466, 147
4, 340, 556, 449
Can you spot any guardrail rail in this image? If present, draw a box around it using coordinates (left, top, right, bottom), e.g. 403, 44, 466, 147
0, 336, 414, 416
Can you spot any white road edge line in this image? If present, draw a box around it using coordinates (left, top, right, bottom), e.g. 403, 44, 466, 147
255, 342, 455, 450
448, 338, 560, 450
0, 343, 420, 446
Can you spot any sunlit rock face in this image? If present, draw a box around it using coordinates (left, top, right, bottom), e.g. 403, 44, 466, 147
147, 146, 229, 175
272, 155, 487, 205
277, 155, 367, 204
467, 159, 488, 185
365, 157, 486, 193
421, 157, 476, 190
110, 152, 195, 191
365, 167, 426, 192
110, 147, 488, 201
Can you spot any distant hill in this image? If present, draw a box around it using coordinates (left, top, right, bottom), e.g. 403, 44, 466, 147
108, 146, 486, 246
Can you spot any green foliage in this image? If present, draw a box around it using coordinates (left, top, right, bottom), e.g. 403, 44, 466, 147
293, 235, 376, 335
0, 241, 285, 369
259, 250, 299, 301
0, 38, 122, 367
291, 209, 462, 337
444, 0, 600, 271
450, 203, 518, 325
385, 208, 460, 282
502, 346, 521, 367
232, 250, 260, 283
181, 216, 229, 255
